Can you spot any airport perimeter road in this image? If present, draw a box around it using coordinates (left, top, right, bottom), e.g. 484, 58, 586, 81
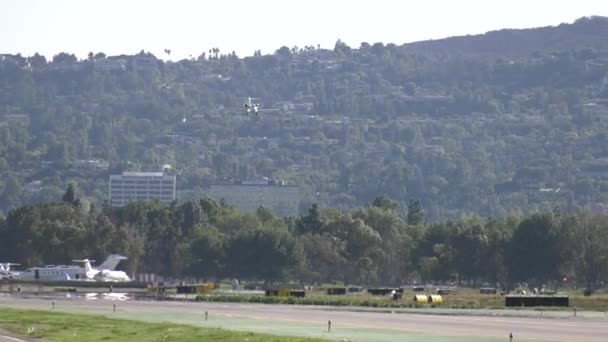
2, 296, 608, 342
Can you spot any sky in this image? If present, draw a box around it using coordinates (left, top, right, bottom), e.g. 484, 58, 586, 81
1, 0, 606, 61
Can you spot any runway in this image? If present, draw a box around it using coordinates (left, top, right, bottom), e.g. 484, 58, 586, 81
0, 335, 25, 342
1, 295, 608, 342
0, 330, 38, 342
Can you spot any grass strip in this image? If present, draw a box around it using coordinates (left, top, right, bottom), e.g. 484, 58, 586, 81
195, 290, 608, 311
0, 308, 326, 342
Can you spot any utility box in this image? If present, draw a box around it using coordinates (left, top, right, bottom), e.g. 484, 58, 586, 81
505, 295, 569, 307
176, 285, 198, 294
327, 288, 346, 295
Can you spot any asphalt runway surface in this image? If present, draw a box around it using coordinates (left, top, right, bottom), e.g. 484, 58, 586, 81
0, 330, 33, 342
0, 335, 25, 342
1, 295, 608, 341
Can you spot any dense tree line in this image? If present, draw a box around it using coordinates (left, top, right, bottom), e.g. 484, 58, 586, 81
1, 192, 606, 289
1, 17, 608, 221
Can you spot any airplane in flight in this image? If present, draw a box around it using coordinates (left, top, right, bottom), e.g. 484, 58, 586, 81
244, 97, 261, 115
221, 97, 280, 117
73, 255, 131, 282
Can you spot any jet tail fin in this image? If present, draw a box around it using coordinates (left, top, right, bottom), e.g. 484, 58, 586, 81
72, 259, 95, 274
99, 254, 128, 270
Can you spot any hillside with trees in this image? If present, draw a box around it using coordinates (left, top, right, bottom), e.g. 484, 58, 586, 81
1, 16, 608, 221
405, 16, 608, 58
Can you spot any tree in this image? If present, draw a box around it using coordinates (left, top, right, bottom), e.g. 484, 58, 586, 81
560, 213, 608, 289
1, 174, 22, 211
62, 183, 78, 205
225, 227, 298, 282
256, 206, 275, 224
28, 53, 47, 68
407, 200, 424, 225
189, 226, 225, 278
372, 194, 398, 211
299, 232, 348, 283
296, 204, 322, 234
52, 52, 77, 64
275, 46, 291, 58
451, 216, 489, 285
334, 39, 351, 56
506, 213, 561, 286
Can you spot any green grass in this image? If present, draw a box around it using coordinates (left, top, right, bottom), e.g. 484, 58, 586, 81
0, 308, 326, 342
197, 287, 608, 311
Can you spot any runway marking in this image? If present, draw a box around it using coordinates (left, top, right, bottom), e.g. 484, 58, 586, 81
3, 298, 606, 342
214, 312, 561, 342
0, 336, 28, 342
412, 314, 608, 329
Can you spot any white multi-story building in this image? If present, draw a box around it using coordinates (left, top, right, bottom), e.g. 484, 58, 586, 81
109, 172, 176, 207
207, 179, 300, 217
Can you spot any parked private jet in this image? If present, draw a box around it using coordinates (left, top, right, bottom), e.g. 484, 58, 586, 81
73, 255, 131, 282
17, 254, 129, 282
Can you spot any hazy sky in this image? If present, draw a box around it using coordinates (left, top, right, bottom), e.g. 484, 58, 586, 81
1, 0, 606, 60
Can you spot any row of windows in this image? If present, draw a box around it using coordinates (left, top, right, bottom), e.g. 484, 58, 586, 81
110, 180, 175, 183
110, 191, 175, 195
111, 199, 174, 206
110, 182, 174, 184
110, 196, 174, 200
111, 196, 174, 201
111, 193, 174, 196
110, 186, 174, 189
110, 184, 175, 187
110, 185, 174, 189
35, 271, 81, 275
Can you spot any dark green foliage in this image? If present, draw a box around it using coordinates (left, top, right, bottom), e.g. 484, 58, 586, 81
295, 204, 322, 234
506, 213, 561, 284
62, 183, 78, 205
407, 200, 424, 225
372, 194, 398, 211
1, 196, 607, 287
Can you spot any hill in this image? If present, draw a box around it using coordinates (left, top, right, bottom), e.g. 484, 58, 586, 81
0, 17, 608, 220
404, 16, 608, 58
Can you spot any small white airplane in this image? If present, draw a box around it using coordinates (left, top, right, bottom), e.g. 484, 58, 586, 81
72, 255, 131, 282
220, 97, 280, 117
244, 97, 261, 115
240, 97, 280, 116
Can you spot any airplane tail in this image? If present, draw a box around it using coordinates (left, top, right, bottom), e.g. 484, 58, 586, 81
0, 263, 19, 272
99, 254, 127, 271
72, 259, 95, 275
82, 260, 93, 274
